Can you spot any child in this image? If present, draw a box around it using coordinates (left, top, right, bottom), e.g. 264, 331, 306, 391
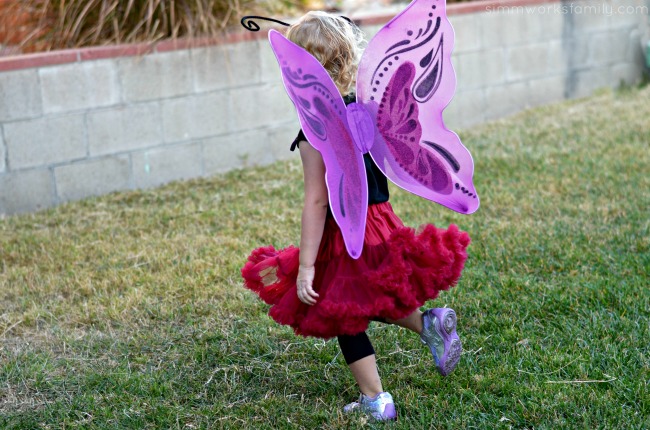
241, 11, 470, 421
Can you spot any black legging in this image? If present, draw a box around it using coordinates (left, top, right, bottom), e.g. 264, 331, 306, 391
337, 332, 375, 365
337, 318, 387, 365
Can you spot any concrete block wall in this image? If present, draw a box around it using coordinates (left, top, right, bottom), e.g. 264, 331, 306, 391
0, 0, 648, 215
441, 0, 650, 128
0, 39, 298, 215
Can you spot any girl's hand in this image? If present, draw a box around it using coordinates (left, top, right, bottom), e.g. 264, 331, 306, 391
297, 265, 319, 305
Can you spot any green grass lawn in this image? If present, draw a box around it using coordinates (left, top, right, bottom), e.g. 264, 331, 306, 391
1, 83, 649, 429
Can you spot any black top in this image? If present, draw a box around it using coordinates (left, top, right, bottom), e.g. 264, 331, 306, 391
290, 93, 390, 206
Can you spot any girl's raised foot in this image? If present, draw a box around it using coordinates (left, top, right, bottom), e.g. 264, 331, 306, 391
420, 308, 462, 376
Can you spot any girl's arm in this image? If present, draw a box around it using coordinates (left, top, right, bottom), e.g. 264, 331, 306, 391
296, 140, 329, 305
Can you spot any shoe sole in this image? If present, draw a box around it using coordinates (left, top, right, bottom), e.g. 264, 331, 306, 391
430, 308, 462, 376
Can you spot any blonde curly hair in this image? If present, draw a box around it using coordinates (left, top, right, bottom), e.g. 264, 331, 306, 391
285, 11, 365, 95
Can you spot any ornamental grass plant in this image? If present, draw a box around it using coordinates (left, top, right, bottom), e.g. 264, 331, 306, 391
2, 0, 481, 53
2, 0, 308, 52
1, 84, 648, 428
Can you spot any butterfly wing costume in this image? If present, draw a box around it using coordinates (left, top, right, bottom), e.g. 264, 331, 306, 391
270, 0, 478, 259
269, 31, 369, 259
242, 0, 474, 339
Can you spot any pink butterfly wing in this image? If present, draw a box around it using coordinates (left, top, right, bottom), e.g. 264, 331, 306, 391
357, 0, 479, 214
268, 30, 368, 259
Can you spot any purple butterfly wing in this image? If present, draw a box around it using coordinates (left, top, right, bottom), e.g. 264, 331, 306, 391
268, 30, 368, 259
357, 0, 479, 214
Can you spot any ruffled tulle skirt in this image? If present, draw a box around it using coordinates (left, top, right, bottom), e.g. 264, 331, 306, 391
241, 202, 470, 339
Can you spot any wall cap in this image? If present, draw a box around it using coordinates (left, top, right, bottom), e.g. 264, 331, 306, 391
0, 0, 558, 72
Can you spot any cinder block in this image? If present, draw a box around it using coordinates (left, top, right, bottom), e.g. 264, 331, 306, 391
560, 35, 591, 69
54, 155, 131, 202
0, 168, 55, 214
161, 92, 229, 142
0, 69, 42, 121
119, 51, 192, 102
610, 63, 642, 86
449, 13, 481, 53
4, 114, 86, 170
87, 103, 162, 156
507, 43, 549, 81
442, 88, 487, 130
203, 129, 271, 175
455, 48, 506, 90
534, 4, 565, 40
267, 121, 302, 161
484, 81, 530, 120
627, 28, 646, 64
527, 74, 567, 107
518, 5, 554, 43
479, 9, 532, 48
570, 2, 610, 32
608, 28, 633, 63
589, 31, 614, 66
191, 42, 260, 92
259, 39, 282, 84
132, 143, 203, 188
230, 84, 296, 133
547, 40, 570, 73
609, 0, 647, 29
479, 10, 509, 48
40, 60, 120, 114
571, 66, 611, 99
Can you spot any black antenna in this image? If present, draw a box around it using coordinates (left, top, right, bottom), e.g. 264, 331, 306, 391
241, 16, 291, 32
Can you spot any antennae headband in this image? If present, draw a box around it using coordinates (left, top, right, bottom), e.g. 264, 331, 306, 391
240, 15, 356, 32
241, 16, 291, 32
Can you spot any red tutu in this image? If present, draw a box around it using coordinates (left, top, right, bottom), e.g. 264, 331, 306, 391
241, 202, 470, 339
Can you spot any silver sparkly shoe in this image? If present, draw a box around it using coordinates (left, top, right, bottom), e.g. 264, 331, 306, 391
343, 391, 397, 421
420, 308, 462, 376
